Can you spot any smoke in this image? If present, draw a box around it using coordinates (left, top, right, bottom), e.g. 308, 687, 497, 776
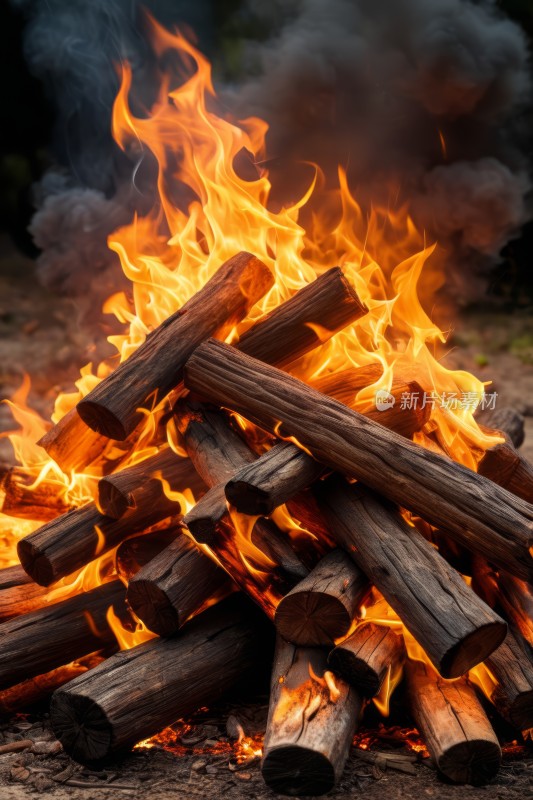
12, 0, 533, 306
232, 0, 532, 273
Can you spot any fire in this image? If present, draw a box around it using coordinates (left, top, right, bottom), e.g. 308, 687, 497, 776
0, 15, 503, 645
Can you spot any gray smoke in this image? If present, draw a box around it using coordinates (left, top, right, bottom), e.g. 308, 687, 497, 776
14, 0, 533, 308
232, 0, 531, 277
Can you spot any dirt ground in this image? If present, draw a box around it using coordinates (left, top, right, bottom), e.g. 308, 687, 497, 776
1, 238, 533, 799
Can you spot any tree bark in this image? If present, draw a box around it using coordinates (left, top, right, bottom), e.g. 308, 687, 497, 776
262, 636, 362, 796
50, 596, 264, 764
328, 622, 405, 697
1, 467, 74, 521
0, 581, 126, 689
274, 549, 369, 646
316, 479, 507, 678
236, 266, 366, 369
481, 628, 533, 730
77, 252, 274, 441
0, 565, 49, 622
184, 340, 533, 581
126, 533, 233, 636
17, 490, 180, 586
406, 660, 501, 785
115, 526, 182, 582
98, 447, 205, 518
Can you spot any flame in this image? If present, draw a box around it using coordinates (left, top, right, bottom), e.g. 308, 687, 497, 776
106, 605, 157, 650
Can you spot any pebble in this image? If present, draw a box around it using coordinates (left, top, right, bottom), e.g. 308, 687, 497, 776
191, 760, 207, 773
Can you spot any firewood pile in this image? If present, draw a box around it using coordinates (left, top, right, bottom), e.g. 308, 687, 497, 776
1, 251, 533, 796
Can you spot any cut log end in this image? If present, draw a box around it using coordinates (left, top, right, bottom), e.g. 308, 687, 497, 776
77, 400, 128, 442
97, 479, 130, 519
438, 740, 501, 786
126, 579, 180, 637
328, 648, 382, 697
225, 480, 271, 517
443, 621, 507, 679
262, 745, 335, 796
17, 539, 54, 587
274, 591, 353, 647
50, 691, 112, 763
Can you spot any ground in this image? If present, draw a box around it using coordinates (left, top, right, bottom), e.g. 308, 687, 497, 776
0, 239, 532, 798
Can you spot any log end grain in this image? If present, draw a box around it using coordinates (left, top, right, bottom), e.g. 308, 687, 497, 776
50, 691, 113, 763
443, 621, 507, 679
77, 400, 129, 442
275, 591, 353, 647
97, 478, 130, 518
328, 646, 382, 696
126, 579, 180, 637
225, 479, 271, 516
437, 739, 501, 786
17, 539, 55, 587
262, 745, 335, 796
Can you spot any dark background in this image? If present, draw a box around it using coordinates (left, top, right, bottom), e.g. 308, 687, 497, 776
1, 0, 532, 303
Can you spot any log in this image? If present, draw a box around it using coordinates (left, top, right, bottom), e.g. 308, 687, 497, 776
328, 622, 405, 697
274, 549, 370, 646
0, 467, 73, 521
0, 653, 105, 713
481, 628, 533, 730
316, 479, 507, 678
225, 381, 429, 517
476, 406, 524, 449
0, 565, 48, 621
37, 408, 117, 474
498, 573, 533, 648
98, 447, 205, 518
50, 596, 264, 763
476, 428, 533, 505
184, 340, 533, 581
406, 660, 501, 785
236, 266, 366, 369
261, 636, 362, 796
17, 488, 179, 586
77, 252, 273, 441
115, 526, 182, 582
126, 533, 233, 636
0, 580, 126, 689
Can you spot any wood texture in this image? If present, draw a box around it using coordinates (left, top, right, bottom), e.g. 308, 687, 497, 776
1, 467, 73, 521
17, 489, 179, 586
115, 526, 181, 582
476, 429, 533, 505
498, 573, 533, 648
0, 565, 49, 622
126, 533, 232, 636
236, 266, 366, 369
406, 660, 501, 785
274, 549, 370, 646
50, 596, 263, 763
98, 447, 204, 518
262, 636, 362, 796
37, 408, 117, 474
328, 622, 405, 697
184, 340, 533, 581
483, 628, 533, 729
77, 252, 274, 440
476, 407, 524, 449
316, 479, 507, 678
0, 581, 126, 689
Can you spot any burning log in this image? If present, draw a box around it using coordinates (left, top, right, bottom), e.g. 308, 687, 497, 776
274, 549, 369, 646
37, 408, 115, 474
476, 406, 524, 449
0, 580, 126, 689
126, 533, 232, 636
482, 628, 533, 730
316, 480, 507, 678
17, 488, 179, 586
115, 526, 182, 582
406, 660, 501, 785
225, 379, 429, 516
0, 565, 48, 621
236, 266, 366, 369
50, 596, 264, 763
328, 622, 405, 697
0, 653, 105, 714
0, 467, 73, 521
476, 429, 533, 505
262, 636, 362, 796
98, 447, 204, 518
77, 252, 274, 441
498, 573, 533, 648
184, 340, 533, 581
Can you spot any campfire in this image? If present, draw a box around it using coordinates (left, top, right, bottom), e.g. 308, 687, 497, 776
1, 15, 533, 797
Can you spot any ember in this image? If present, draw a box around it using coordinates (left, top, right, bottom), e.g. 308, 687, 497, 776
0, 7, 532, 799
